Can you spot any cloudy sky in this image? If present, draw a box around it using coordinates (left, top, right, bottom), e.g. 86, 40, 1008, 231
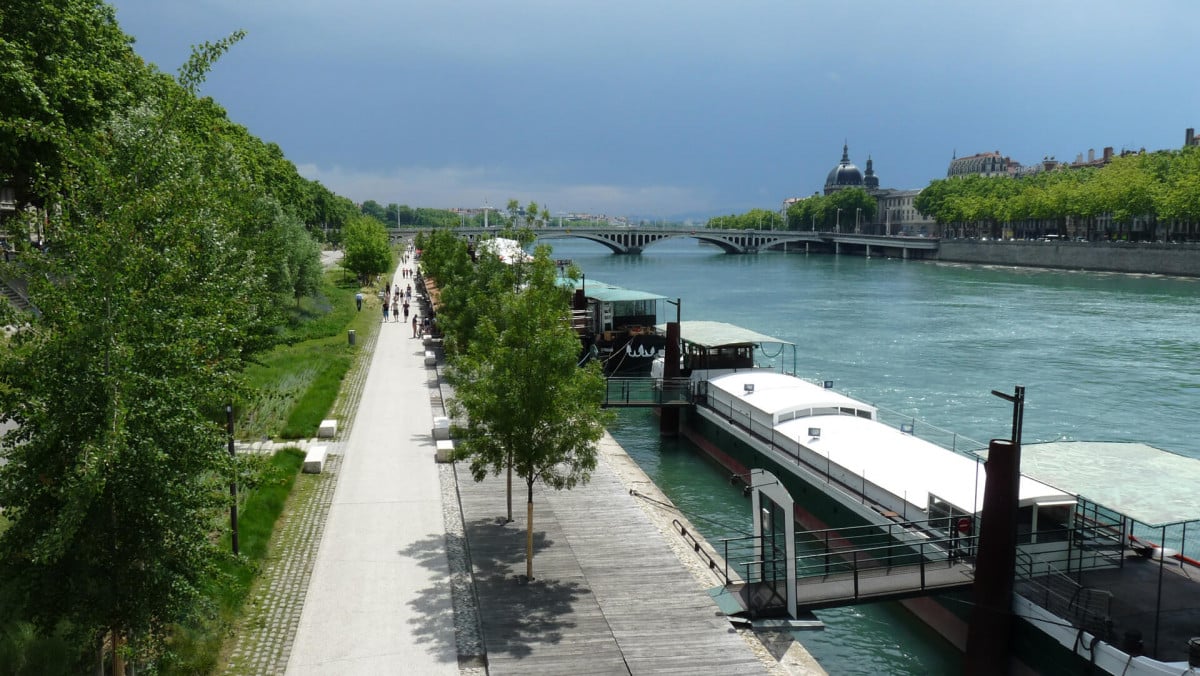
107, 1, 1193, 219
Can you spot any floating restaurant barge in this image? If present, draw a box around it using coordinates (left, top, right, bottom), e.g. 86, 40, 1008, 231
653, 320, 1200, 675
561, 278, 667, 374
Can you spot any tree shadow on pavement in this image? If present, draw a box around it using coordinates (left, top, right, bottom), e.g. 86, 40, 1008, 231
395, 532, 462, 664
461, 518, 585, 660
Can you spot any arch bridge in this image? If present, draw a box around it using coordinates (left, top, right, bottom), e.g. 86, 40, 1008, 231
391, 226, 939, 258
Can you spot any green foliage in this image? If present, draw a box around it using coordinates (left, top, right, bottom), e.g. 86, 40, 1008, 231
783, 189, 876, 231
159, 448, 304, 675
0, 0, 143, 206
341, 215, 392, 282
279, 355, 352, 439
442, 245, 612, 578
706, 208, 783, 230
239, 269, 366, 439
915, 147, 1200, 240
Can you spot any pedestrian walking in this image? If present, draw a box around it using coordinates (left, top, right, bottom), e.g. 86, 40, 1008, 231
411, 315, 418, 337
355, 292, 363, 311
392, 297, 399, 322
383, 300, 390, 322
402, 300, 410, 321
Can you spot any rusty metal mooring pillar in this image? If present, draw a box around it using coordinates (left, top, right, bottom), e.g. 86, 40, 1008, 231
964, 386, 1024, 675
660, 301, 681, 436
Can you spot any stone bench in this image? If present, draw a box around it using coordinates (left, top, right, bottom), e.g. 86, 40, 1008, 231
303, 444, 328, 473
424, 350, 437, 366
318, 419, 337, 438
432, 416, 450, 440
435, 439, 455, 463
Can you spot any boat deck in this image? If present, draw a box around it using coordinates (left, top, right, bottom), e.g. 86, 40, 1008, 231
1068, 556, 1200, 663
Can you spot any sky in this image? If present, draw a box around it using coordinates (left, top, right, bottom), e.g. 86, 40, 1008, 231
106, 1, 1196, 220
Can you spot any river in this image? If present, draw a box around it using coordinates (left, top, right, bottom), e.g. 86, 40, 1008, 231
542, 236, 1200, 675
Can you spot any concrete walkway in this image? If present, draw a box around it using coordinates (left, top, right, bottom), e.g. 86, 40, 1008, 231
286, 261, 459, 675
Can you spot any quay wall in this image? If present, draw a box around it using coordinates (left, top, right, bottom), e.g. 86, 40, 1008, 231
932, 240, 1200, 277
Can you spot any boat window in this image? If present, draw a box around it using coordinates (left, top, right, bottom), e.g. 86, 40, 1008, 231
857, 409, 873, 419
839, 407, 855, 416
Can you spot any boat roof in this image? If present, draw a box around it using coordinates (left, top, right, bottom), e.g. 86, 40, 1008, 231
476, 237, 533, 264
707, 372, 875, 416
776, 415, 1072, 514
1006, 441, 1200, 527
658, 320, 793, 348
559, 278, 666, 303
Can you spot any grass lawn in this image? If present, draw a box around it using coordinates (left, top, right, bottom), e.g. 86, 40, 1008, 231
240, 260, 391, 439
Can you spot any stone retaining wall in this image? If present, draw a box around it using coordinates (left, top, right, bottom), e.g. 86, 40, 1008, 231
934, 240, 1200, 277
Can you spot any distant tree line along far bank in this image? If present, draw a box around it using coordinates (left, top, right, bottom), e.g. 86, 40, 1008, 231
709, 145, 1200, 244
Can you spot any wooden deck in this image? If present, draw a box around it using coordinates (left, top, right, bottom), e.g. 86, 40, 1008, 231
455, 452, 767, 675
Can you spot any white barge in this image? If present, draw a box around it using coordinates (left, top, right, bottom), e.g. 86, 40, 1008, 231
659, 320, 1200, 675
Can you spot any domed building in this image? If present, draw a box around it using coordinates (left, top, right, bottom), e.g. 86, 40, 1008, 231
824, 143, 865, 195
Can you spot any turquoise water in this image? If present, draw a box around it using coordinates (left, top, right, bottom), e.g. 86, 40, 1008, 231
545, 237, 1200, 674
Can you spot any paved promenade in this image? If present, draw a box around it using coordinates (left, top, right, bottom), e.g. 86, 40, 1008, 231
225, 252, 817, 675
286, 263, 459, 674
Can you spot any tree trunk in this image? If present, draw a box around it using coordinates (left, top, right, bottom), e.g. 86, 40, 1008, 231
112, 628, 125, 676
526, 479, 535, 581
505, 453, 513, 523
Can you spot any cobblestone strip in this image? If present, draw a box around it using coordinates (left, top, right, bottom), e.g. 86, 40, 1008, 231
432, 353, 487, 675
221, 454, 342, 675
440, 463, 486, 676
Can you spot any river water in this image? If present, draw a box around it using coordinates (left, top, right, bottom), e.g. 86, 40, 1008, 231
542, 236, 1200, 674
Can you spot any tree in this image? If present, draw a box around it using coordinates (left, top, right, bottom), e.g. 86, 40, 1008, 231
360, 199, 388, 225
341, 214, 392, 283
447, 248, 610, 580
0, 32, 270, 673
272, 215, 323, 306
0, 0, 143, 207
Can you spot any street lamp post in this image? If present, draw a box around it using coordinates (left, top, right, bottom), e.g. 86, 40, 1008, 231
836, 208, 842, 233
226, 403, 239, 556
811, 215, 816, 232
856, 208, 862, 233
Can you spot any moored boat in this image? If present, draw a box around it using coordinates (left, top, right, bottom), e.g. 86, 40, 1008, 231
562, 278, 667, 374
661, 320, 1200, 675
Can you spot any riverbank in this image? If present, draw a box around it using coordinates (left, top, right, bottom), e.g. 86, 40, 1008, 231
933, 239, 1200, 277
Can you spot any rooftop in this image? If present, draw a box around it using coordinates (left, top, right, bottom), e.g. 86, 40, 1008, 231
1005, 441, 1200, 527
658, 320, 792, 348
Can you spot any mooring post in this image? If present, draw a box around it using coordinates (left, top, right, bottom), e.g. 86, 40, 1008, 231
964, 386, 1024, 675
660, 299, 681, 436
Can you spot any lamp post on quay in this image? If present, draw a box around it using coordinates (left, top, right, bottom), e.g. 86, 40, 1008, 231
836, 208, 842, 233
856, 208, 862, 234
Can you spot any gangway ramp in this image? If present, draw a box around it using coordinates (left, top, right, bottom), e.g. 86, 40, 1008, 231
602, 376, 692, 408
716, 519, 978, 617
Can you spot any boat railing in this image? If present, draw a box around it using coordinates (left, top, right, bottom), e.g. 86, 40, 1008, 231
698, 390, 924, 518
871, 404, 989, 458
1014, 550, 1114, 639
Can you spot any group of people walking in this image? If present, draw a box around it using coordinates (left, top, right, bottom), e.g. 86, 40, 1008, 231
380, 250, 431, 339
382, 282, 412, 324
